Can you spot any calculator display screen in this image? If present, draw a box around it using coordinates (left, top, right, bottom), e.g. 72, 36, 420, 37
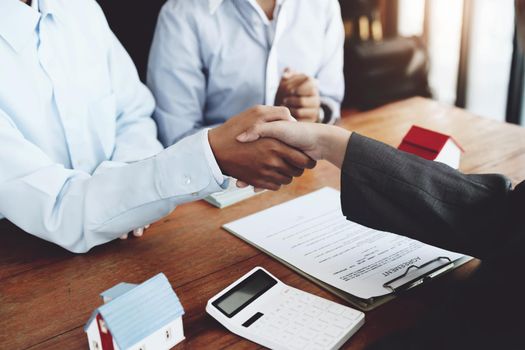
213, 269, 277, 318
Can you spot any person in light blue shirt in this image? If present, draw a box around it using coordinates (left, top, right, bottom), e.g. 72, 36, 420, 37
0, 0, 315, 253
147, 0, 345, 146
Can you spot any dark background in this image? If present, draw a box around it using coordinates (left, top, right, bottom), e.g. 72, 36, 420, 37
96, 0, 166, 82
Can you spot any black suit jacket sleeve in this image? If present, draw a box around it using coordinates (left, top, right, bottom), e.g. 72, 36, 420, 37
340, 133, 524, 261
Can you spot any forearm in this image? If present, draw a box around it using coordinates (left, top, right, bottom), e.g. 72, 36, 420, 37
0, 131, 224, 253
318, 125, 352, 167
340, 133, 516, 260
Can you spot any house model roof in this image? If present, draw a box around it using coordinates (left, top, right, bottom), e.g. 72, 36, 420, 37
398, 125, 464, 160
84, 273, 184, 350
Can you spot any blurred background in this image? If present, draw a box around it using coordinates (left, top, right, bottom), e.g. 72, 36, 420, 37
96, 0, 523, 125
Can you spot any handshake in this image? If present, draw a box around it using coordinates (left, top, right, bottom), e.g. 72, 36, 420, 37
124, 106, 349, 239
208, 105, 352, 190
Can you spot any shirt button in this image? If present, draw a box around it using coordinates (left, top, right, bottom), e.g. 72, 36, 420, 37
184, 176, 191, 185
191, 192, 199, 196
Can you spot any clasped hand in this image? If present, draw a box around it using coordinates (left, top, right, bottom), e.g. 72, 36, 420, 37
122, 108, 350, 240
208, 106, 317, 191
275, 69, 321, 123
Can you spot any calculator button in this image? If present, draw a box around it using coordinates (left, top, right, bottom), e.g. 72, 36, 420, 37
287, 323, 302, 335
312, 298, 330, 309
263, 325, 280, 334
304, 306, 323, 318
298, 315, 314, 325
310, 320, 328, 332
242, 312, 264, 328
318, 313, 334, 325
345, 310, 364, 321
288, 337, 308, 349
275, 317, 290, 328
299, 328, 317, 340
314, 333, 336, 347
324, 325, 345, 338
299, 293, 315, 304
327, 303, 346, 315
283, 310, 299, 320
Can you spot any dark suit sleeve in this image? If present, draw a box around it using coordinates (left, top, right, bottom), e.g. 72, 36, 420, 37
340, 133, 524, 261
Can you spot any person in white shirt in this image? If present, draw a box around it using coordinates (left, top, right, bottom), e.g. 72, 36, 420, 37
0, 0, 315, 253
147, 0, 345, 146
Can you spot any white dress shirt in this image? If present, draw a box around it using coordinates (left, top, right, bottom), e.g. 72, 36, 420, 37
148, 0, 345, 146
0, 0, 226, 253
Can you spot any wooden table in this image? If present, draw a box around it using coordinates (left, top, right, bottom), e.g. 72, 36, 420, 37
2, 97, 525, 349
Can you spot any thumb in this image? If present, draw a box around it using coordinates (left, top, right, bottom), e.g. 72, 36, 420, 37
258, 107, 296, 123
236, 127, 262, 143
282, 67, 293, 79
236, 123, 274, 143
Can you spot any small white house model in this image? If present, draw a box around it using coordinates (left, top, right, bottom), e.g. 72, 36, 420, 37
398, 125, 464, 169
84, 273, 185, 350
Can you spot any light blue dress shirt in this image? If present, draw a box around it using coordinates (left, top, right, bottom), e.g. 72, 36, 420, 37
0, 0, 226, 253
148, 0, 345, 146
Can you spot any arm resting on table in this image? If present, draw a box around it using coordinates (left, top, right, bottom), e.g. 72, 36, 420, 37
340, 133, 524, 261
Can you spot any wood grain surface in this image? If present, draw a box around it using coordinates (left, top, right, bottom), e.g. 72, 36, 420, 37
1, 98, 524, 350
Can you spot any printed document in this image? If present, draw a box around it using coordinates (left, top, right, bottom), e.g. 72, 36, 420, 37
223, 187, 464, 299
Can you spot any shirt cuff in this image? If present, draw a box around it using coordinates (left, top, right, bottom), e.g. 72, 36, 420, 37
154, 129, 227, 200
201, 128, 228, 187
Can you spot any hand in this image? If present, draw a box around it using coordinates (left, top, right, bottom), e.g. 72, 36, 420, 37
209, 106, 317, 191
274, 69, 321, 123
120, 224, 151, 240
236, 121, 352, 169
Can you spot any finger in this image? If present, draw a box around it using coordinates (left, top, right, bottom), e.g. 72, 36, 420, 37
266, 154, 305, 178
237, 121, 294, 143
236, 130, 260, 143
282, 67, 294, 79
261, 154, 303, 183
252, 105, 295, 123
283, 75, 310, 94
133, 227, 144, 237
238, 177, 278, 191
265, 171, 294, 186
278, 146, 317, 170
284, 96, 321, 109
285, 166, 305, 178
236, 180, 249, 188
290, 108, 320, 122
295, 78, 318, 96
120, 233, 129, 240
251, 179, 281, 191
277, 164, 304, 179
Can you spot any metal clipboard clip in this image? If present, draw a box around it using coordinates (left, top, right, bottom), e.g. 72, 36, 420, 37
383, 256, 455, 294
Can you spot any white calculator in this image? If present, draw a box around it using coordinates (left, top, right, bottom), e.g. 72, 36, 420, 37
206, 267, 365, 350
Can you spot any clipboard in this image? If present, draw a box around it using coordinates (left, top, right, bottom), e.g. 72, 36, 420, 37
222, 187, 472, 311
303, 255, 472, 311
225, 229, 472, 311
